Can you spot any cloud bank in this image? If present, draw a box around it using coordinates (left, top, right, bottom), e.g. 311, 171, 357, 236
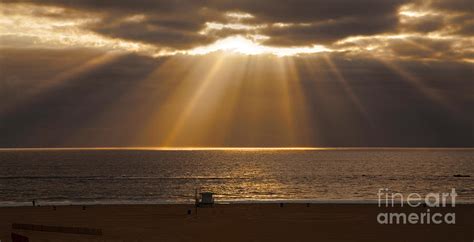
1, 0, 472, 59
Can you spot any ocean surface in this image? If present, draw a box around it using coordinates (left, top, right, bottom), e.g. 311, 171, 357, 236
0, 148, 473, 206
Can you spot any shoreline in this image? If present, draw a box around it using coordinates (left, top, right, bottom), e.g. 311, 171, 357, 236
1, 147, 473, 151
2, 199, 474, 208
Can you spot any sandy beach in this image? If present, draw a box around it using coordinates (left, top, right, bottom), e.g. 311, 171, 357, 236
1, 203, 472, 242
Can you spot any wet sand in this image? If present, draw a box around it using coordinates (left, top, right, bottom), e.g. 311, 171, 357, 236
1, 203, 473, 242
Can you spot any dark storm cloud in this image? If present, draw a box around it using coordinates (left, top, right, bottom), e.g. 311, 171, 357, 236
399, 15, 445, 33
211, 0, 408, 23
4, 0, 410, 48
88, 17, 213, 49
448, 15, 474, 36
419, 0, 474, 36
3, 0, 224, 48
261, 15, 399, 46
429, 0, 474, 13
80, 4, 228, 48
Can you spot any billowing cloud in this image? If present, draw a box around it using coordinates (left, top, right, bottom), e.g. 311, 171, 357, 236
1, 0, 464, 51
397, 0, 474, 36
260, 15, 400, 46
399, 14, 445, 33
1, 0, 473, 59
429, 0, 473, 13
88, 16, 214, 49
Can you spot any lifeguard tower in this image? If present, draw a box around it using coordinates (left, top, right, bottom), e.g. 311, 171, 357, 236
195, 190, 214, 207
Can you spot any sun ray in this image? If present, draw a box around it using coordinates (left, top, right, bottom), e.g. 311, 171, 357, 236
322, 55, 371, 122
374, 57, 457, 113
284, 57, 319, 145
212, 55, 251, 144
341, 37, 459, 114
273, 57, 297, 144
0, 52, 121, 114
298, 57, 331, 144
161, 54, 227, 146
65, 55, 196, 146
228, 55, 267, 145
132, 56, 197, 145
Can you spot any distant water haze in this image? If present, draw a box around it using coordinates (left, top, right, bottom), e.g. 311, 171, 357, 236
0, 148, 472, 206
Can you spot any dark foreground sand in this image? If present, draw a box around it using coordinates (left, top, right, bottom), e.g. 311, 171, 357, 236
1, 203, 472, 242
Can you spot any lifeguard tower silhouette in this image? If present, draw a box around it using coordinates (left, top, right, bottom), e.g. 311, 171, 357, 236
195, 189, 214, 207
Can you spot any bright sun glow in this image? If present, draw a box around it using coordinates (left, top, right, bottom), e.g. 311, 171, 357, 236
189, 36, 265, 55
187, 36, 331, 56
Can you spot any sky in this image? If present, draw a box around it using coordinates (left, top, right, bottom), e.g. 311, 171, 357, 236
0, 0, 473, 147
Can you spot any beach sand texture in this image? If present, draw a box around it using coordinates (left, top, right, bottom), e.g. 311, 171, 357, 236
1, 204, 473, 242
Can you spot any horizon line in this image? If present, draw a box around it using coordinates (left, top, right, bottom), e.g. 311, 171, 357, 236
0, 147, 473, 151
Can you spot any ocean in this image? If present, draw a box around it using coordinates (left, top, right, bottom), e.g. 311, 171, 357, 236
0, 148, 473, 206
